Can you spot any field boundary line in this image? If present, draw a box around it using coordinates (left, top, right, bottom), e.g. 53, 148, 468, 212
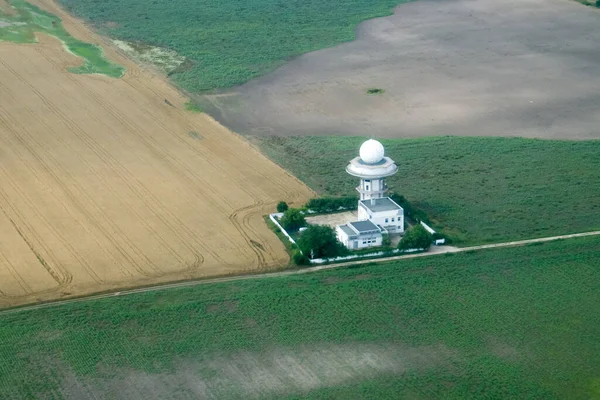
1, 230, 599, 315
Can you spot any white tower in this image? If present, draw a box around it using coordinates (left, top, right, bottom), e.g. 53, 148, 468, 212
346, 139, 397, 200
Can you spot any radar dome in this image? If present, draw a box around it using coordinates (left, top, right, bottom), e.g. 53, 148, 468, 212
359, 139, 385, 164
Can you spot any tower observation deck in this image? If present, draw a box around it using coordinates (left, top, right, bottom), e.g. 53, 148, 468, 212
346, 139, 398, 201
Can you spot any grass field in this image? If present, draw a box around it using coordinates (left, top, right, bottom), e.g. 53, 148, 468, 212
1, 236, 598, 399
55, 0, 407, 91
0, 0, 313, 308
0, 0, 124, 76
255, 136, 600, 245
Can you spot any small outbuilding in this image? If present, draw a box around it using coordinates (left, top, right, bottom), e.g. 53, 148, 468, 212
336, 220, 383, 250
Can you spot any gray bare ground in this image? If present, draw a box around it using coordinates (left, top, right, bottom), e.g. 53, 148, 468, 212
54, 342, 456, 399
203, 0, 600, 139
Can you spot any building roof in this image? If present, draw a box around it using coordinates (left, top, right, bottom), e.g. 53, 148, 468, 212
360, 197, 403, 213
338, 224, 356, 237
349, 220, 380, 233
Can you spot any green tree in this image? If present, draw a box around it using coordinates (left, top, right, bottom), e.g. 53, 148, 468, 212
293, 252, 310, 266
398, 224, 433, 251
276, 201, 289, 213
280, 208, 306, 232
298, 225, 347, 259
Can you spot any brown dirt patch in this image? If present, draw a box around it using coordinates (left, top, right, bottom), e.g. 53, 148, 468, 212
0, 0, 314, 308
208, 0, 600, 140
0, 0, 15, 15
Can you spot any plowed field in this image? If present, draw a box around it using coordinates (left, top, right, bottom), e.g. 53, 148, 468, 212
0, 0, 313, 308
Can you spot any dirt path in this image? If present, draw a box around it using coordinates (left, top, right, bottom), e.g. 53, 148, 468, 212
0, 0, 314, 308
3, 230, 598, 315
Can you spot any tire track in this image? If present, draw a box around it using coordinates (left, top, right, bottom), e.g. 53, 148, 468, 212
34, 46, 202, 274
0, 55, 163, 279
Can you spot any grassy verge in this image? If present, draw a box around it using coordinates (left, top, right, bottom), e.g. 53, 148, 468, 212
0, 236, 598, 398
264, 215, 297, 266
254, 136, 600, 245
56, 0, 408, 91
0, 0, 124, 77
184, 101, 203, 113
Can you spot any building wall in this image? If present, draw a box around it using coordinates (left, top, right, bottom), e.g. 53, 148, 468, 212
336, 226, 382, 249
355, 233, 382, 249
359, 178, 386, 200
358, 204, 404, 233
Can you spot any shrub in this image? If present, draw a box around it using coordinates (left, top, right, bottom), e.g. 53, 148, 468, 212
293, 252, 310, 266
276, 201, 289, 213
398, 224, 433, 251
297, 225, 348, 259
366, 88, 385, 95
305, 197, 358, 213
382, 233, 391, 247
280, 209, 306, 232
389, 192, 430, 224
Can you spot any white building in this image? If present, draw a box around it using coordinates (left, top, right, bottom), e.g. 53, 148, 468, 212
358, 197, 404, 234
337, 139, 404, 250
336, 220, 383, 250
346, 139, 398, 201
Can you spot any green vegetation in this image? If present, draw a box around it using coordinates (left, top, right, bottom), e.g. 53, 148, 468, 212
276, 201, 289, 213
297, 224, 347, 259
255, 136, 600, 245
1, 236, 599, 398
573, 0, 600, 8
398, 224, 432, 250
56, 0, 408, 91
184, 101, 203, 113
367, 87, 385, 95
280, 208, 306, 232
305, 196, 358, 213
264, 215, 297, 266
0, 0, 124, 77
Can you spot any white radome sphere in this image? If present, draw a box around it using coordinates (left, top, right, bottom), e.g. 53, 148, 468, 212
359, 139, 385, 164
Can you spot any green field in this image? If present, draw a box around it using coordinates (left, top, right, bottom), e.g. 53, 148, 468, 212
1, 236, 599, 399
56, 0, 406, 91
255, 136, 600, 245
0, 0, 124, 77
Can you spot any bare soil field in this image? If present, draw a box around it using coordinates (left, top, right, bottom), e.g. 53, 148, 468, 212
0, 0, 15, 15
206, 0, 600, 139
0, 0, 313, 308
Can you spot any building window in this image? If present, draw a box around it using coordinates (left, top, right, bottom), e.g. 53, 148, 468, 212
365, 179, 370, 183
385, 218, 389, 223
366, 185, 369, 190
391, 218, 395, 222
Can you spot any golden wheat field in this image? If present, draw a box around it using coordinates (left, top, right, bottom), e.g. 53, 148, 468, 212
0, 0, 314, 308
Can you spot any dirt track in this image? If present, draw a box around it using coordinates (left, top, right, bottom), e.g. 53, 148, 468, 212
207, 0, 600, 139
0, 0, 314, 308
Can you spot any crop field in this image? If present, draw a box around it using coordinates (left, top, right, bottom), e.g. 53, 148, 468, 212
255, 136, 600, 245
55, 0, 407, 91
0, 0, 313, 308
1, 236, 598, 399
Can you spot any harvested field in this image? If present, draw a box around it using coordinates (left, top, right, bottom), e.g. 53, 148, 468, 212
0, 0, 313, 308
207, 0, 600, 140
